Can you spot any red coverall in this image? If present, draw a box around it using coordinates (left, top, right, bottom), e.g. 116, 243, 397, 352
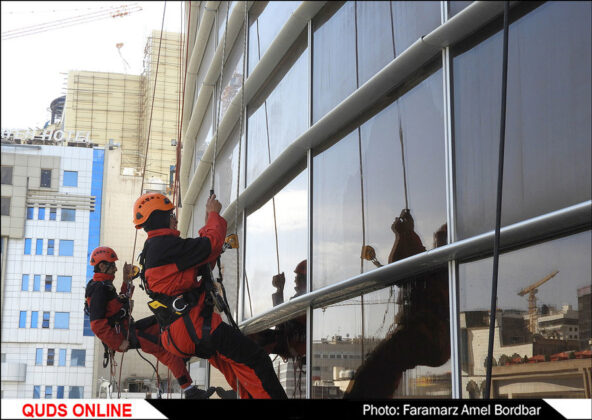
142, 212, 287, 399
85, 272, 193, 388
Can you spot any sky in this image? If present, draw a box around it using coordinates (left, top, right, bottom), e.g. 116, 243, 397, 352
1, 1, 184, 130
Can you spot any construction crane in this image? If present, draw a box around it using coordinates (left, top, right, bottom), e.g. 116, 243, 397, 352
517, 270, 559, 334
1, 4, 142, 41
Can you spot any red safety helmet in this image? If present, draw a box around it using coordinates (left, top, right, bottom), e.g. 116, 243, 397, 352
133, 192, 175, 229
90, 246, 118, 266
294, 260, 307, 276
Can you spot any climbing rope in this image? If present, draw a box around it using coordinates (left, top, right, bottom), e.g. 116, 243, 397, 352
484, 0, 510, 400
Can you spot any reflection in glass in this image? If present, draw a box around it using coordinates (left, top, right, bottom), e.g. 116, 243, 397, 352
248, 1, 302, 75
453, 1, 591, 239
312, 131, 362, 290
392, 1, 441, 55
449, 1, 473, 17
360, 69, 446, 271
312, 298, 363, 399
217, 24, 245, 121
312, 2, 357, 123
244, 171, 307, 318
459, 231, 592, 399
192, 95, 213, 175
246, 31, 308, 185
213, 121, 245, 207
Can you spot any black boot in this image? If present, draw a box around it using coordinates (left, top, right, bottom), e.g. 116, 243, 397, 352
215, 387, 237, 399
184, 386, 216, 399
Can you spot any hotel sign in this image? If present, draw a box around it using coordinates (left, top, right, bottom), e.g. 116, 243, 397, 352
1, 128, 91, 143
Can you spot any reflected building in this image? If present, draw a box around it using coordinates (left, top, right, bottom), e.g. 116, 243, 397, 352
178, 1, 591, 400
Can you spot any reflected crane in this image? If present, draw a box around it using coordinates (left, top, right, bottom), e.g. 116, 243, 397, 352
517, 270, 559, 334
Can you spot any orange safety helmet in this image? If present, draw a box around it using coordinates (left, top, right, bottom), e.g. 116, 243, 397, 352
133, 192, 175, 229
294, 260, 307, 276
90, 246, 118, 266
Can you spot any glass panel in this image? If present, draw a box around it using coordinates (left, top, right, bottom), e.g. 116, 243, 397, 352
47, 349, 55, 366
33, 275, 41, 291
356, 1, 394, 86
31, 311, 38, 328
392, 1, 442, 56
59, 240, 74, 256
217, 21, 245, 122
35, 239, 43, 255
459, 231, 592, 399
312, 2, 357, 123
71, 350, 86, 367
38, 207, 45, 220
42, 312, 50, 328
27, 207, 34, 220
49, 207, 57, 220
57, 276, 72, 293
244, 171, 307, 318
360, 69, 446, 270
45, 386, 52, 399
35, 349, 43, 365
21, 274, 29, 291
19, 311, 26, 328
248, 1, 301, 75
196, 25, 216, 102
83, 314, 93, 337
0, 197, 9, 215
192, 95, 214, 176
40, 169, 51, 188
213, 121, 245, 207
68, 386, 83, 399
453, 2, 592, 240
63, 171, 78, 187
449, 1, 473, 17
33, 386, 41, 399
312, 131, 362, 290
24, 238, 31, 255
45, 275, 52, 292
311, 298, 363, 399
59, 349, 67, 366
47, 239, 54, 255
56, 386, 64, 399
246, 32, 308, 185
0, 166, 13, 184
54, 313, 70, 329
61, 208, 76, 222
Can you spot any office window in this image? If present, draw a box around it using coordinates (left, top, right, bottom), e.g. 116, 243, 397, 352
61, 208, 75, 222
45, 275, 52, 292
59, 240, 74, 256
24, 238, 32, 255
83, 314, 93, 337
33, 275, 41, 291
35, 239, 43, 255
38, 207, 45, 220
42, 312, 50, 328
31, 311, 38, 328
56, 276, 72, 293
49, 207, 57, 220
1, 166, 13, 184
33, 386, 41, 399
45, 386, 52, 399
70, 350, 86, 367
58, 349, 66, 366
63, 171, 78, 187
47, 239, 54, 255
54, 312, 69, 329
27, 207, 34, 220
21, 274, 29, 291
68, 386, 83, 399
19, 311, 26, 328
35, 349, 43, 365
40, 169, 52, 188
1, 197, 10, 215
47, 349, 55, 366
56, 386, 64, 399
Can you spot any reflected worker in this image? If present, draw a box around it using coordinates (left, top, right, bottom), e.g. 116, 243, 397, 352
249, 260, 308, 361
344, 209, 449, 399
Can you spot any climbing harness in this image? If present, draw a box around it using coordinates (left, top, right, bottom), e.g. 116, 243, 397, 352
484, 0, 510, 400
